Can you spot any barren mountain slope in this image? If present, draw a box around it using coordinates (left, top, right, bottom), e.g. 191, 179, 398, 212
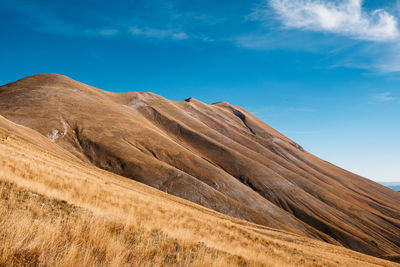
0, 115, 398, 266
1, 74, 399, 259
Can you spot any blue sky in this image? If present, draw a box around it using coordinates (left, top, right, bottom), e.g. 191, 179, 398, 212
0, 0, 399, 182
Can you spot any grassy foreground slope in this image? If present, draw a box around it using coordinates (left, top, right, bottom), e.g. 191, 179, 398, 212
0, 116, 397, 266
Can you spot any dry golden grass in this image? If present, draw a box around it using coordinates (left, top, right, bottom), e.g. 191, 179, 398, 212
0, 125, 398, 266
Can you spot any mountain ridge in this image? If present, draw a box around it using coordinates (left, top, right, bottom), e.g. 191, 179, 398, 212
1, 73, 400, 259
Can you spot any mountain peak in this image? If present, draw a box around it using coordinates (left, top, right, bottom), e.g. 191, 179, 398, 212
30, 73, 69, 79
19, 73, 72, 83
1, 73, 79, 90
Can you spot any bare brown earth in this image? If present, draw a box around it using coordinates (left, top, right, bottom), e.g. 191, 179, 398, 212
1, 73, 399, 260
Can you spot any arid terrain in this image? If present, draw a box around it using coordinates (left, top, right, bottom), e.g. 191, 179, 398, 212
0, 74, 400, 266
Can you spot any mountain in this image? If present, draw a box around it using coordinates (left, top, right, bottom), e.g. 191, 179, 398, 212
380, 183, 400, 192
1, 114, 397, 266
1, 74, 400, 261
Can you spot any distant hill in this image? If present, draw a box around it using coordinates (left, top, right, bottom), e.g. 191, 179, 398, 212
380, 182, 400, 192
1, 74, 400, 261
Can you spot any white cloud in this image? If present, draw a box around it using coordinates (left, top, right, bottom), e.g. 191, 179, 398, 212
129, 26, 188, 40
264, 0, 399, 41
373, 92, 396, 102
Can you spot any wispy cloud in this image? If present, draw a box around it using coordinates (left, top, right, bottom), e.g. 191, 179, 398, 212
0, 0, 193, 41
371, 42, 400, 73
373, 92, 397, 102
98, 29, 119, 36
240, 0, 400, 74
235, 29, 349, 52
129, 27, 189, 40
261, 0, 399, 42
